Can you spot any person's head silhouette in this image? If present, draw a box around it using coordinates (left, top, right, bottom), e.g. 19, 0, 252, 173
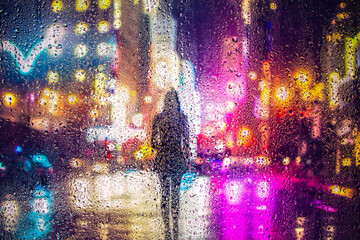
163, 88, 180, 113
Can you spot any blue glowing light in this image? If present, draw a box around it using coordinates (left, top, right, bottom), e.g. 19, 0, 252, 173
15, 145, 22, 153
31, 155, 52, 168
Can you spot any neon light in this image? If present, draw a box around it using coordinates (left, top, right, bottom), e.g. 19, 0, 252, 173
113, 0, 121, 29
344, 32, 360, 77
0, 25, 64, 74
329, 185, 354, 198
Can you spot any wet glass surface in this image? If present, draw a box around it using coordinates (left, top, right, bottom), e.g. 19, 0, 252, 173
0, 0, 360, 239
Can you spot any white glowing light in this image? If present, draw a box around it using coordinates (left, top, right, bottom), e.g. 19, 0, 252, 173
71, 178, 90, 209
276, 87, 289, 101
97, 20, 110, 33
225, 180, 243, 205
33, 198, 50, 214
75, 69, 86, 82
74, 44, 87, 58
75, 22, 88, 35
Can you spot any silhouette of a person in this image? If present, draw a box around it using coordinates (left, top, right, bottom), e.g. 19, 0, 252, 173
151, 88, 189, 240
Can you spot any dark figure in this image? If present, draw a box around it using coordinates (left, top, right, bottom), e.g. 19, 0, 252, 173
151, 89, 189, 240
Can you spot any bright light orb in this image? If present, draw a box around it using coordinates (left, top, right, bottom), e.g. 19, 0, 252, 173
144, 96, 152, 103
75, 22, 88, 36
89, 109, 99, 118
68, 95, 78, 104
75, 69, 86, 82
255, 156, 271, 167
97, 20, 110, 33
276, 87, 289, 101
113, 19, 122, 29
47, 70, 59, 84
3, 93, 16, 107
51, 0, 63, 13
225, 101, 235, 111
74, 44, 87, 58
270, 2, 277, 10
97, 42, 112, 56
282, 157, 290, 165
249, 71, 257, 80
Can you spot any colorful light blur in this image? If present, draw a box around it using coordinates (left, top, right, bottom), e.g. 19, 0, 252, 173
3, 92, 16, 107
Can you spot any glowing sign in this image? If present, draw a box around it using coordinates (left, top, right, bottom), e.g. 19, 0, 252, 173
0, 24, 65, 74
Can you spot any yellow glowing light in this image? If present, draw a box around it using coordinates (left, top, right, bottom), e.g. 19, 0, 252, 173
74, 44, 87, 58
3, 93, 16, 107
68, 95, 78, 104
114, 9, 121, 19
340, 2, 346, 9
74, 69, 86, 82
70, 158, 82, 168
342, 158, 351, 166
310, 82, 324, 101
98, 0, 111, 9
89, 109, 99, 118
75, 22, 88, 36
337, 13, 345, 20
42, 88, 51, 97
113, 19, 121, 29
97, 20, 110, 33
345, 32, 360, 77
283, 157, 290, 165
249, 71, 257, 80
51, 0, 63, 13
295, 72, 310, 89
329, 185, 354, 198
144, 96, 152, 103
134, 145, 155, 160
38, 97, 47, 106
270, 2, 277, 10
76, 0, 89, 12
94, 73, 108, 94
237, 127, 251, 146
295, 228, 305, 240
276, 87, 289, 101
255, 156, 271, 167
47, 70, 59, 84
